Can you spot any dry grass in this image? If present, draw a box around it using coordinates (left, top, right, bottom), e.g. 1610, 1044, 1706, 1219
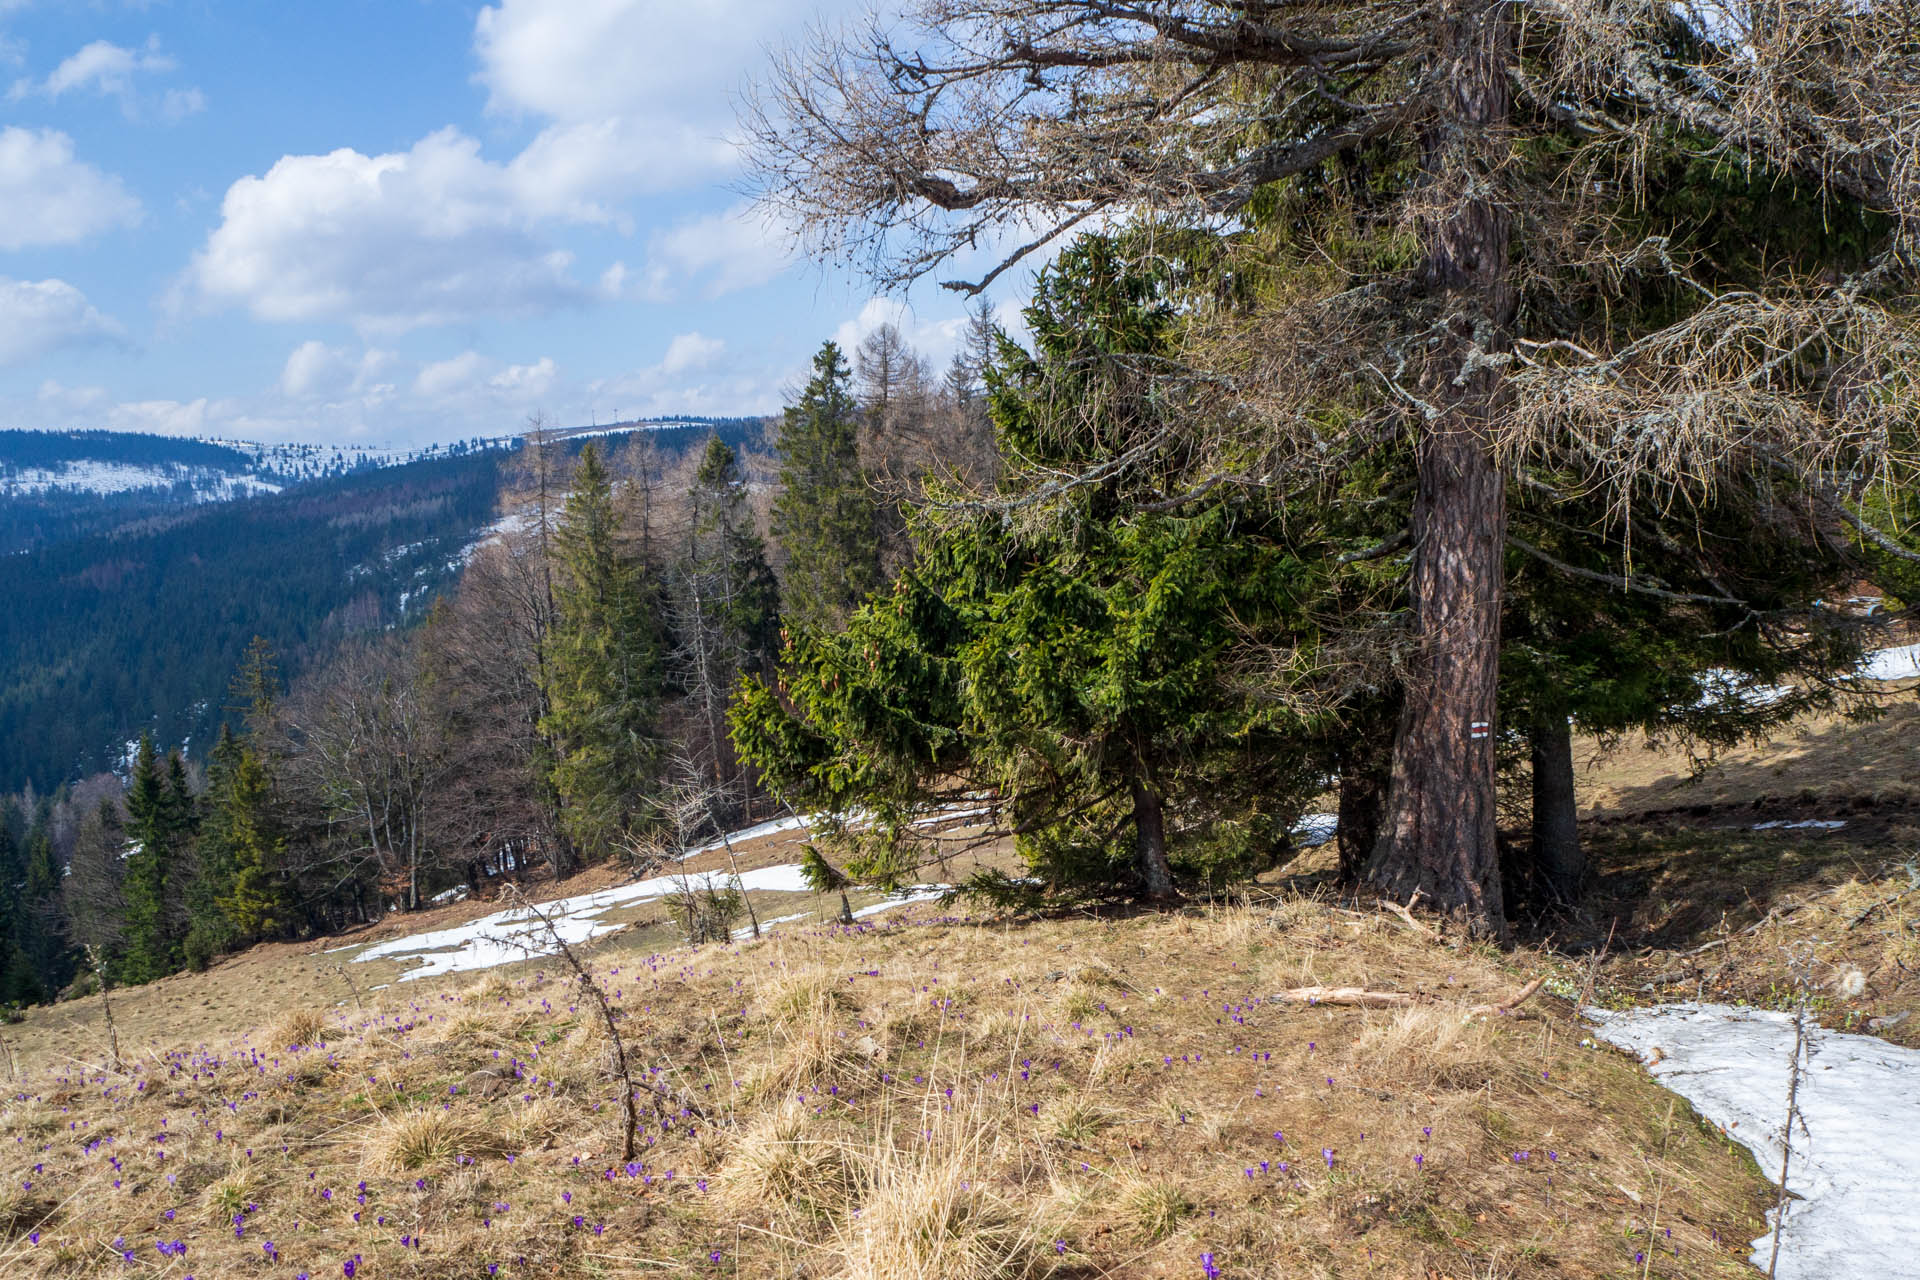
261, 1006, 328, 1051
0, 885, 1805, 1279
1347, 1004, 1503, 1091
362, 1107, 512, 1174
720, 1099, 851, 1218
1120, 1174, 1195, 1242
833, 1087, 1046, 1280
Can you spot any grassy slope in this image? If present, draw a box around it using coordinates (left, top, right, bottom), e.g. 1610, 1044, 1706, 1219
2, 702, 1915, 1278
0, 899, 1774, 1280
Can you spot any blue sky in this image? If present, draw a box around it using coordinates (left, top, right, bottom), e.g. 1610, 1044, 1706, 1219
0, 0, 1010, 446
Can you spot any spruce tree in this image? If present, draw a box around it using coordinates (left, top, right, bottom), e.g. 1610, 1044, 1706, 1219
182, 723, 288, 965
771, 342, 881, 632
542, 443, 663, 862
675, 435, 783, 808
213, 735, 288, 942
120, 736, 175, 982
735, 241, 1338, 899
120, 741, 198, 982
0, 818, 38, 1007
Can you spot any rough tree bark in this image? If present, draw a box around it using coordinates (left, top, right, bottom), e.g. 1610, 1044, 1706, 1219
1367, 0, 1515, 935
1529, 702, 1583, 902
1129, 774, 1176, 901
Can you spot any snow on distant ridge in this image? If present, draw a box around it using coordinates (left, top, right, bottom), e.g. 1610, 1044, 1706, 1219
1, 460, 282, 501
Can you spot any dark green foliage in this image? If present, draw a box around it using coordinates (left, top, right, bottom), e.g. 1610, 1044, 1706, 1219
736, 240, 1334, 899
690, 436, 780, 666
119, 737, 198, 983
543, 444, 664, 858
0, 450, 508, 794
182, 723, 288, 969
771, 343, 881, 632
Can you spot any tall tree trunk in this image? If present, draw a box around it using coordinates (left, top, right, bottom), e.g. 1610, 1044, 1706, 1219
1529, 702, 1583, 902
1129, 774, 1176, 901
1367, 0, 1515, 936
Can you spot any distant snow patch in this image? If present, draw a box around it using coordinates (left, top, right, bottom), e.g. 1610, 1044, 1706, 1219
1293, 813, 1338, 848
1589, 1003, 1920, 1280
1753, 819, 1847, 831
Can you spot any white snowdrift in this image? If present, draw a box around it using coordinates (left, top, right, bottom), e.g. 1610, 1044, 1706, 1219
350, 862, 820, 982
1855, 642, 1920, 683
1589, 1003, 1920, 1280
349, 852, 951, 981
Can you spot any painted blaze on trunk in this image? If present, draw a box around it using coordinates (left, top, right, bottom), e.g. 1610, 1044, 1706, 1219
1367, 0, 1515, 935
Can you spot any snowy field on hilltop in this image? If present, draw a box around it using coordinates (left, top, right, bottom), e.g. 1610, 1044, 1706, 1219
1, 460, 283, 501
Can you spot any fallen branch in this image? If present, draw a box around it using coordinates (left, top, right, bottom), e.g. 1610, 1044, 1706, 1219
1379, 888, 1435, 938
1273, 976, 1544, 1017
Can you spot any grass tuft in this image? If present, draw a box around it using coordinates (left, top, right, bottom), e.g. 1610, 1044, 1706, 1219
262, 1007, 328, 1051
1121, 1175, 1194, 1242
362, 1107, 510, 1174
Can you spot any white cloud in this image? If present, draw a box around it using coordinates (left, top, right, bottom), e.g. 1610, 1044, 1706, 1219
642, 202, 795, 300
160, 85, 205, 121
185, 129, 593, 333
38, 380, 111, 413
8, 36, 201, 120
473, 0, 860, 204
832, 297, 972, 373
106, 397, 212, 437
584, 330, 788, 421
35, 38, 171, 98
0, 127, 141, 249
414, 350, 557, 402
489, 356, 556, 396
181, 2, 855, 335
415, 350, 493, 398
279, 342, 399, 399
660, 331, 723, 374
0, 276, 125, 365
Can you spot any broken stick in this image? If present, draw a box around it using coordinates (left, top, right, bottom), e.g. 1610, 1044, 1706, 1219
1273, 976, 1544, 1018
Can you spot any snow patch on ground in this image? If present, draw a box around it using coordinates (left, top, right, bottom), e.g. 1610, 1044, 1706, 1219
349, 861, 823, 981
1293, 813, 1339, 848
1855, 642, 1920, 683
1589, 1003, 1920, 1280
1753, 819, 1847, 831
1695, 667, 1794, 709
675, 814, 812, 860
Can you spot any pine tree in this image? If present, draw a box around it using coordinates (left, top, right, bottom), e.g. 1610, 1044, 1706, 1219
120, 738, 196, 982
673, 436, 781, 811
771, 342, 880, 632
542, 443, 663, 862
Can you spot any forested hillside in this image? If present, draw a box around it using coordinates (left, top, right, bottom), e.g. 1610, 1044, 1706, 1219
0, 450, 505, 791
0, 421, 768, 798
